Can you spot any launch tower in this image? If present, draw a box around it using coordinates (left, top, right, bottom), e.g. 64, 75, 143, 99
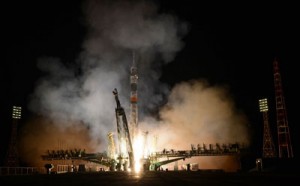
113, 88, 134, 171
273, 58, 293, 158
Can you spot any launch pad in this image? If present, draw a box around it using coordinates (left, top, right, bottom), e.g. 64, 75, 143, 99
41, 142, 246, 173
40, 52, 248, 173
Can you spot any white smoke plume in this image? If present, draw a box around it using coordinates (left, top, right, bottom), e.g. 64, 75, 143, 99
138, 80, 250, 171
142, 79, 250, 151
23, 0, 250, 170
27, 0, 188, 152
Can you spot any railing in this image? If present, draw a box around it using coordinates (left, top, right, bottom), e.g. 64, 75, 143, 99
56, 164, 69, 174
152, 149, 240, 158
0, 167, 46, 176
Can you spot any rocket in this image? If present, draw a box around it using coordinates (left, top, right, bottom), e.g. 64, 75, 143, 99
130, 51, 138, 142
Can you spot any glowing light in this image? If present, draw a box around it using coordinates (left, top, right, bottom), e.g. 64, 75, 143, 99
12, 106, 22, 119
258, 98, 268, 112
120, 138, 128, 157
134, 174, 141, 178
133, 134, 144, 173
116, 138, 129, 171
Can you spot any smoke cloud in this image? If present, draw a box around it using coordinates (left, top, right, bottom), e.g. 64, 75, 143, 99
139, 80, 250, 171
149, 80, 250, 150
19, 117, 96, 167
22, 0, 250, 170
26, 0, 188, 153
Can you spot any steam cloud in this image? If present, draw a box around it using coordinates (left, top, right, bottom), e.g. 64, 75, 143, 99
146, 79, 250, 150
20, 0, 250, 170
25, 0, 188, 152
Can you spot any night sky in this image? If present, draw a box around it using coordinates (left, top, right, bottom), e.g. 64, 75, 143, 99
1, 0, 299, 166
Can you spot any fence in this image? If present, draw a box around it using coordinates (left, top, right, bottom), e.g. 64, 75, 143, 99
0, 167, 46, 176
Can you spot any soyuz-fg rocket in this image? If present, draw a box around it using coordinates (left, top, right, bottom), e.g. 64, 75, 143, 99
130, 51, 138, 142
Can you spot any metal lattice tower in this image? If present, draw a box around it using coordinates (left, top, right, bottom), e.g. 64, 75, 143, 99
273, 58, 293, 158
258, 98, 276, 158
4, 106, 22, 167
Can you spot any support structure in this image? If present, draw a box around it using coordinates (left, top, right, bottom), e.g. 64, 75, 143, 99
107, 132, 116, 160
113, 88, 134, 171
258, 98, 276, 158
5, 106, 22, 167
273, 58, 293, 158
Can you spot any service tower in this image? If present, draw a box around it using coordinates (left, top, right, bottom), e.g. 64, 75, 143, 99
273, 58, 293, 158
130, 51, 138, 143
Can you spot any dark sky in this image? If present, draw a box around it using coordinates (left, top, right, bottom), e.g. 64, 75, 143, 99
1, 1, 299, 165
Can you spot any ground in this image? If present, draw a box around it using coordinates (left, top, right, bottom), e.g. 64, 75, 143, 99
1, 171, 299, 186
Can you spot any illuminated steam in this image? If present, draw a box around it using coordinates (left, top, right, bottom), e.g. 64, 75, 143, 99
22, 0, 250, 171
19, 117, 96, 167
27, 0, 187, 153
151, 79, 250, 150
139, 80, 250, 171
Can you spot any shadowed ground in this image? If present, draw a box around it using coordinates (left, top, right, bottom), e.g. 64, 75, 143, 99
1, 171, 299, 186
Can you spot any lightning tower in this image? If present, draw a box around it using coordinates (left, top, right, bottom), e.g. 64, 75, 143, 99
258, 98, 276, 158
5, 106, 22, 167
273, 58, 293, 158
130, 51, 138, 142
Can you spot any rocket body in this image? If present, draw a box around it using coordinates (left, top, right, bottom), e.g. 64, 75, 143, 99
130, 52, 138, 142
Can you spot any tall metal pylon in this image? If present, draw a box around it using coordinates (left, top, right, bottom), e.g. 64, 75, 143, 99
258, 98, 276, 158
4, 106, 22, 167
273, 58, 293, 158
